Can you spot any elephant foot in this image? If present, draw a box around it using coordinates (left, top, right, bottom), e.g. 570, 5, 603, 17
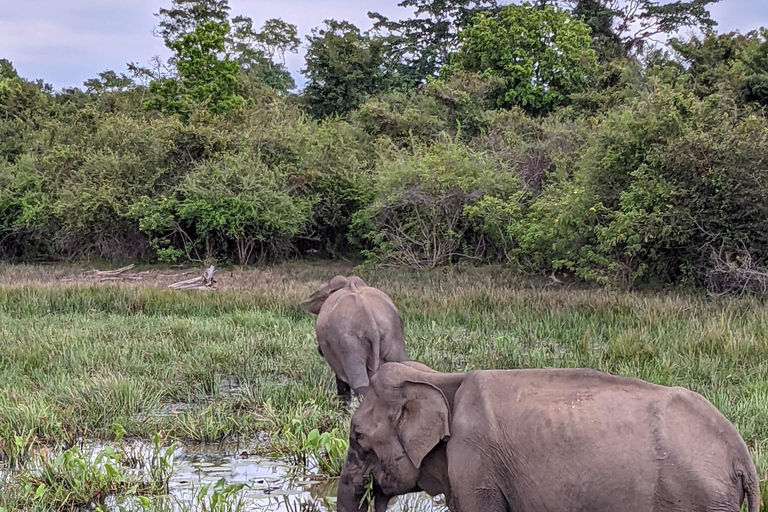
336, 377, 352, 405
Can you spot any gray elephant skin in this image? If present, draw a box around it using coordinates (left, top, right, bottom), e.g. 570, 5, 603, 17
337, 362, 760, 512
300, 275, 407, 401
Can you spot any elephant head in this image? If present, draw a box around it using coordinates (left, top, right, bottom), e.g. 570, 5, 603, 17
300, 275, 367, 315
337, 363, 452, 512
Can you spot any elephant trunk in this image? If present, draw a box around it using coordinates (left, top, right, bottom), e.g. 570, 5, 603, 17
337, 447, 369, 512
337, 478, 365, 512
337, 476, 390, 512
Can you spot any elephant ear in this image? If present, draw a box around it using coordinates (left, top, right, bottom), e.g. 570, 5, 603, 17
299, 276, 349, 314
347, 275, 367, 289
397, 381, 451, 469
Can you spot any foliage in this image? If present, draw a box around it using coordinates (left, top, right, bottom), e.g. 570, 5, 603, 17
544, 0, 721, 57
228, 16, 300, 94
277, 419, 349, 476
501, 89, 768, 288
2, 0, 768, 293
667, 28, 768, 107
453, 3, 597, 114
353, 139, 520, 267
154, 0, 231, 42
192, 478, 248, 512
145, 21, 245, 120
131, 150, 313, 264
369, 0, 499, 84
83, 70, 135, 95
3, 436, 176, 511
599, 0, 720, 54
0, 60, 50, 164
302, 20, 392, 118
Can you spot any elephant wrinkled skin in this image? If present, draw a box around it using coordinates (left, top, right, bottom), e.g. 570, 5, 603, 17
338, 362, 760, 512
300, 275, 407, 402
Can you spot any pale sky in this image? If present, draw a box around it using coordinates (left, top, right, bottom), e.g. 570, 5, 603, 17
1, 0, 766, 90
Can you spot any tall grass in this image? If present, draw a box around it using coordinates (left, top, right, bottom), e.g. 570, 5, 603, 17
0, 263, 765, 508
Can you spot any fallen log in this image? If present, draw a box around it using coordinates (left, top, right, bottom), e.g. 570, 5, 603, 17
169, 266, 216, 290
94, 264, 135, 276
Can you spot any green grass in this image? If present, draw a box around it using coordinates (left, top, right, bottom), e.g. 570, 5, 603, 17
0, 263, 766, 509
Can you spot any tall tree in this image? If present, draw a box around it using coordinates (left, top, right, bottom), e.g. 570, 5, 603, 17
144, 21, 244, 120
571, 0, 624, 60
553, 0, 720, 55
302, 20, 390, 117
83, 70, 134, 95
369, 0, 498, 84
154, 0, 231, 42
454, 2, 596, 114
669, 28, 768, 105
229, 16, 300, 93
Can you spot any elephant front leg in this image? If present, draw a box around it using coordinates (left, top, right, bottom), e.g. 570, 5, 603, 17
336, 376, 352, 404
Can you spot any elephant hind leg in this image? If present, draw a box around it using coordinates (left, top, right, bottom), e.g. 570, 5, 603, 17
335, 376, 351, 404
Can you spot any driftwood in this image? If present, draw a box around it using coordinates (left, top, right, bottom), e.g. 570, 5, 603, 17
168, 266, 216, 290
94, 264, 135, 276
62, 264, 145, 282
99, 275, 146, 282
157, 271, 194, 278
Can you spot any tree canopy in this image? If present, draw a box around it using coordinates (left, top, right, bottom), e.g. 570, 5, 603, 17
453, 3, 597, 114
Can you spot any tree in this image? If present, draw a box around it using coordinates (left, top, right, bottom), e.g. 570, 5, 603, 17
369, 0, 498, 84
570, 0, 624, 60
547, 0, 720, 56
155, 0, 231, 41
229, 16, 300, 93
302, 20, 390, 118
144, 21, 244, 120
83, 70, 134, 95
454, 3, 597, 114
0, 60, 50, 164
668, 28, 768, 106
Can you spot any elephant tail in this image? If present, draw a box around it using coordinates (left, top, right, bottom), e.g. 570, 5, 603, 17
741, 460, 761, 512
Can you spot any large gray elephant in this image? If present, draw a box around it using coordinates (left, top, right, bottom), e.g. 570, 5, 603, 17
337, 362, 760, 512
300, 275, 407, 402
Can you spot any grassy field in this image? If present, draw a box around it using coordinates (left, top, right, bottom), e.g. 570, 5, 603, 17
0, 262, 766, 510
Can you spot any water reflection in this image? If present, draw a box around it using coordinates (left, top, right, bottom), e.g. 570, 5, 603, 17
153, 444, 444, 511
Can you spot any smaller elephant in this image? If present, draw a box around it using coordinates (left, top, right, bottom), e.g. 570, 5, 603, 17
337, 362, 761, 512
300, 275, 407, 402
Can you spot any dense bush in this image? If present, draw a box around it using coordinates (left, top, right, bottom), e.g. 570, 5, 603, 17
353, 140, 520, 267
476, 89, 768, 289
2, 7, 768, 292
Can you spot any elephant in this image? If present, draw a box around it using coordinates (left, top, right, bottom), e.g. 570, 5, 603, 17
337, 362, 760, 512
300, 275, 407, 403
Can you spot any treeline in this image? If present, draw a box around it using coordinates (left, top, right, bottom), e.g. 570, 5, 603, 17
2, 0, 768, 291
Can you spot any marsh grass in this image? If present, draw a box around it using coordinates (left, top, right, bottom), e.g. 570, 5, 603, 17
0, 263, 766, 509
0, 433, 177, 511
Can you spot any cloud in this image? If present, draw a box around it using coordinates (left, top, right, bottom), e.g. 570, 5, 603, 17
709, 0, 768, 34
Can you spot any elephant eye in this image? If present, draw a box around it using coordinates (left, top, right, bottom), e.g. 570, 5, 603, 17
352, 428, 368, 446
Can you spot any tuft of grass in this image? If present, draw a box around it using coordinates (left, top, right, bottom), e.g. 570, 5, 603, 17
0, 263, 766, 507
0, 433, 177, 511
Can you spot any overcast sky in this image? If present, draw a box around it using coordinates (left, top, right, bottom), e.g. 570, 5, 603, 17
1, 0, 767, 90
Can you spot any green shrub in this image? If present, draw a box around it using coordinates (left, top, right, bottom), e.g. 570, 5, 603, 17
354, 139, 520, 267
506, 87, 768, 288
177, 150, 313, 264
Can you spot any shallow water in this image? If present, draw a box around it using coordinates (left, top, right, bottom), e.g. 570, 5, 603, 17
169, 444, 445, 511
107, 442, 446, 511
